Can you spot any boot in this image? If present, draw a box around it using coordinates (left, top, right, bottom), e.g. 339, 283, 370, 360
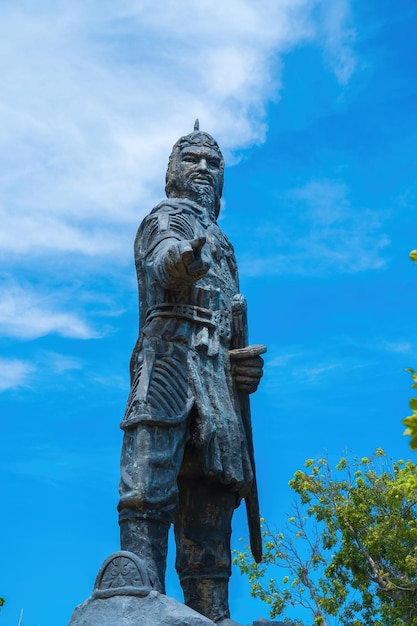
119, 518, 168, 593
181, 577, 231, 623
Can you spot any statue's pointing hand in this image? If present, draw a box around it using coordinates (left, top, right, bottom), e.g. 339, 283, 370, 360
157, 236, 209, 288
179, 236, 209, 281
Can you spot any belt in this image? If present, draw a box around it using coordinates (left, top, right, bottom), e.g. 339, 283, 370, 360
146, 303, 232, 340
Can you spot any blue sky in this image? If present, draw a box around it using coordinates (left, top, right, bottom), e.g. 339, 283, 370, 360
1, 1, 417, 624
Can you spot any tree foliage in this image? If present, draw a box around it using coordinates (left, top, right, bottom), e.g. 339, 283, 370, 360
403, 369, 417, 451
234, 451, 417, 625
0, 597, 4, 609
403, 250, 417, 450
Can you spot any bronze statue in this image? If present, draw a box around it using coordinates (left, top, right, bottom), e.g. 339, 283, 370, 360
118, 121, 265, 626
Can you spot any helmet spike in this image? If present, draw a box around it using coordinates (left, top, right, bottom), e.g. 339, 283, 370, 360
194, 118, 199, 132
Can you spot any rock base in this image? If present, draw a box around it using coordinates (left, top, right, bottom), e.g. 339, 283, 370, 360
69, 590, 215, 626
67, 551, 294, 626
68, 551, 214, 626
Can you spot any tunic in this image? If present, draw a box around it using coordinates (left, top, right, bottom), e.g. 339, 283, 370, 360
120, 198, 253, 494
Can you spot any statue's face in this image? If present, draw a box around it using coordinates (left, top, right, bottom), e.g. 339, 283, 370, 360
176, 145, 222, 202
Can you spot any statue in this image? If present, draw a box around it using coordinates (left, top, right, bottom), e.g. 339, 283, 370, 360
117, 121, 266, 626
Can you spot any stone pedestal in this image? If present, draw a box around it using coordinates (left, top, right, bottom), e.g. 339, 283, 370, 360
69, 590, 216, 626
68, 552, 214, 626
67, 551, 293, 626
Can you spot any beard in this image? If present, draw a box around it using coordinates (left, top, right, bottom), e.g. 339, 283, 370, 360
179, 174, 218, 215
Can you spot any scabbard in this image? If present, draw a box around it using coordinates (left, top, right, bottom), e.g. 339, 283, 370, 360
231, 295, 266, 563
239, 391, 263, 563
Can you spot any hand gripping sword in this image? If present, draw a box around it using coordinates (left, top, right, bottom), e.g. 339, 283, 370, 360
230, 294, 266, 563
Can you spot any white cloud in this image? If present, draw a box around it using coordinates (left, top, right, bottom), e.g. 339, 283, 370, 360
0, 0, 357, 259
0, 358, 33, 391
93, 375, 128, 389
45, 352, 83, 374
0, 1, 360, 340
266, 346, 345, 385
383, 341, 413, 354
347, 336, 415, 357
263, 335, 414, 399
294, 362, 342, 383
268, 354, 297, 368
316, 0, 358, 84
266, 353, 344, 387
241, 179, 390, 276
0, 281, 98, 340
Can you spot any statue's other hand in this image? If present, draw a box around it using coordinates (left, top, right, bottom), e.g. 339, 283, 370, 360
179, 236, 209, 281
230, 355, 264, 394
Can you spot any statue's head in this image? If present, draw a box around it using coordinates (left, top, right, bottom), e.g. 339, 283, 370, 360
165, 121, 224, 218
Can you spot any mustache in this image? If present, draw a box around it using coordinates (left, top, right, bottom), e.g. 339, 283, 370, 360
188, 172, 214, 184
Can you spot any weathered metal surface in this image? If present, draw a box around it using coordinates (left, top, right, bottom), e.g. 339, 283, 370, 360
117, 123, 265, 624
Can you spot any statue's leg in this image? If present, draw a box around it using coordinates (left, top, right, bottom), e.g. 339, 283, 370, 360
118, 421, 187, 593
174, 477, 238, 623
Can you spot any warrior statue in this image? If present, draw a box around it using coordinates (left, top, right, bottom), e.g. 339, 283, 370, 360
118, 121, 265, 625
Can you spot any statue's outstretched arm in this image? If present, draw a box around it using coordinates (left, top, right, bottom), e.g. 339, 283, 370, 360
151, 235, 209, 289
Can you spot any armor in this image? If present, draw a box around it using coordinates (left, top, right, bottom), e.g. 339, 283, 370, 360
119, 198, 253, 489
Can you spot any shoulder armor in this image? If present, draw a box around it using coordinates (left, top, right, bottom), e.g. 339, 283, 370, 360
135, 202, 196, 257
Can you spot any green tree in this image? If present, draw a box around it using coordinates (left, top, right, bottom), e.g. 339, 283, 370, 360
403, 369, 417, 451
403, 250, 417, 450
234, 451, 417, 625
0, 598, 4, 609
